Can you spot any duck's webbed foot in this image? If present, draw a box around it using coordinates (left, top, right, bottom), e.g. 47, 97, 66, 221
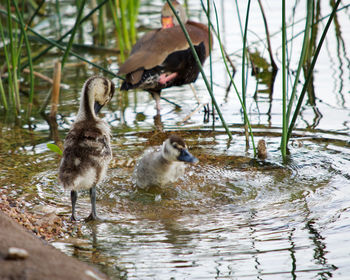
70, 214, 78, 222
85, 212, 99, 222
85, 186, 99, 222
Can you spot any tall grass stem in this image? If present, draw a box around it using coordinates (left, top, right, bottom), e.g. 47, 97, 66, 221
281, 0, 287, 160
287, 0, 341, 142
166, 0, 232, 140
6, 0, 20, 113
286, 0, 313, 125
61, 0, 86, 69
19, 0, 109, 71
213, 3, 256, 156
241, 0, 251, 148
13, 0, 35, 116
0, 9, 121, 79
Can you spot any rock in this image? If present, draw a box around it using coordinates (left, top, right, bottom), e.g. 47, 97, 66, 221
6, 247, 29, 260
85, 270, 104, 280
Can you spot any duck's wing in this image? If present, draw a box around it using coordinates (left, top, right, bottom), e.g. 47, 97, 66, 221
63, 122, 111, 158
118, 22, 210, 78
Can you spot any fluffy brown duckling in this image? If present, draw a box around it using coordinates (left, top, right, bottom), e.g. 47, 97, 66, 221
59, 76, 115, 221
118, 0, 212, 115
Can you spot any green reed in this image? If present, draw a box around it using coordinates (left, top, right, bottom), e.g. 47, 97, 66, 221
282, 0, 313, 157
0, 71, 8, 110
241, 0, 251, 114
201, 0, 214, 119
0, 20, 10, 111
286, 0, 342, 143
199, 1, 256, 154
212, 3, 256, 156
279, 0, 342, 160
3, 0, 20, 114
61, 0, 86, 69
228, 0, 342, 160
13, 0, 35, 116
109, 0, 125, 60
109, 0, 140, 61
166, 0, 232, 140
128, 0, 140, 45
20, 0, 109, 72
0, 0, 124, 117
281, 0, 287, 159
97, 0, 106, 44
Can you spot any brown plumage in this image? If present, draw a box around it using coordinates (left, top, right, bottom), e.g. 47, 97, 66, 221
118, 0, 212, 115
59, 76, 115, 222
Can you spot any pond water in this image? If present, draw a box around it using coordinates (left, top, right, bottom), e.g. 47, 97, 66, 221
1, 0, 350, 279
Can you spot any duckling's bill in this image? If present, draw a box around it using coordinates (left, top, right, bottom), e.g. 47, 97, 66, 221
177, 149, 198, 163
94, 102, 103, 114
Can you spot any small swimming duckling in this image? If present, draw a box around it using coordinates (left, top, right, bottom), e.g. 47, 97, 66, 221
133, 135, 198, 189
59, 76, 115, 221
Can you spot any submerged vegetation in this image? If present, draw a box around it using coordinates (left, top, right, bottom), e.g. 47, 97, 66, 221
0, 0, 348, 161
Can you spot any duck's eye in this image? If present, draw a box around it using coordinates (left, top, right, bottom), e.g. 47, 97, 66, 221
176, 10, 180, 14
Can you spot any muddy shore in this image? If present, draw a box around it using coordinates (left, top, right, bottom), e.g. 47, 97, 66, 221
0, 194, 109, 280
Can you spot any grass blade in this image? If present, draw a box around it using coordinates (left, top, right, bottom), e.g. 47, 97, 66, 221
19, 0, 109, 71
13, 0, 35, 116
6, 0, 20, 113
61, 0, 86, 69
287, 0, 342, 142
286, 0, 313, 125
0, 8, 122, 79
166, 0, 232, 140
281, 0, 287, 160
212, 3, 256, 156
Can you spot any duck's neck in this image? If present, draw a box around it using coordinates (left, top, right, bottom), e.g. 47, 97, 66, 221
161, 142, 174, 162
76, 84, 96, 122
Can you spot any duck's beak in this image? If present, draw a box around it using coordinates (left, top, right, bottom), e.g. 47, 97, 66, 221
178, 149, 198, 163
94, 102, 103, 114
161, 16, 174, 29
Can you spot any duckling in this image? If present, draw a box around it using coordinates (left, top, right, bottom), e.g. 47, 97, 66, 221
133, 135, 198, 189
59, 76, 115, 221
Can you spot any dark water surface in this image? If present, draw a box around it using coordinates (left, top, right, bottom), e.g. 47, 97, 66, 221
1, 1, 350, 279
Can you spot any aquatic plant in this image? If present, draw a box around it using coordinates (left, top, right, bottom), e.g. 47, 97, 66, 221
109, 0, 140, 61
282, 0, 342, 159
166, 0, 232, 140
47, 143, 63, 156
211, 2, 256, 155
0, 0, 124, 116
204, 0, 342, 160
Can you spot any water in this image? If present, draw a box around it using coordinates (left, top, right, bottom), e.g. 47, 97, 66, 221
1, 1, 350, 279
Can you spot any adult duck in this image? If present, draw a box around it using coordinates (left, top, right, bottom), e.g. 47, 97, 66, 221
118, 0, 212, 115
133, 135, 198, 189
59, 76, 115, 221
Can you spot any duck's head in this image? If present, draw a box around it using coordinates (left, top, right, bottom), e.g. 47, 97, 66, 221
161, 0, 188, 29
162, 135, 198, 163
82, 76, 115, 115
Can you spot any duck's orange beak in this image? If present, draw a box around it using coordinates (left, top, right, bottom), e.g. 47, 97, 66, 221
161, 16, 174, 29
